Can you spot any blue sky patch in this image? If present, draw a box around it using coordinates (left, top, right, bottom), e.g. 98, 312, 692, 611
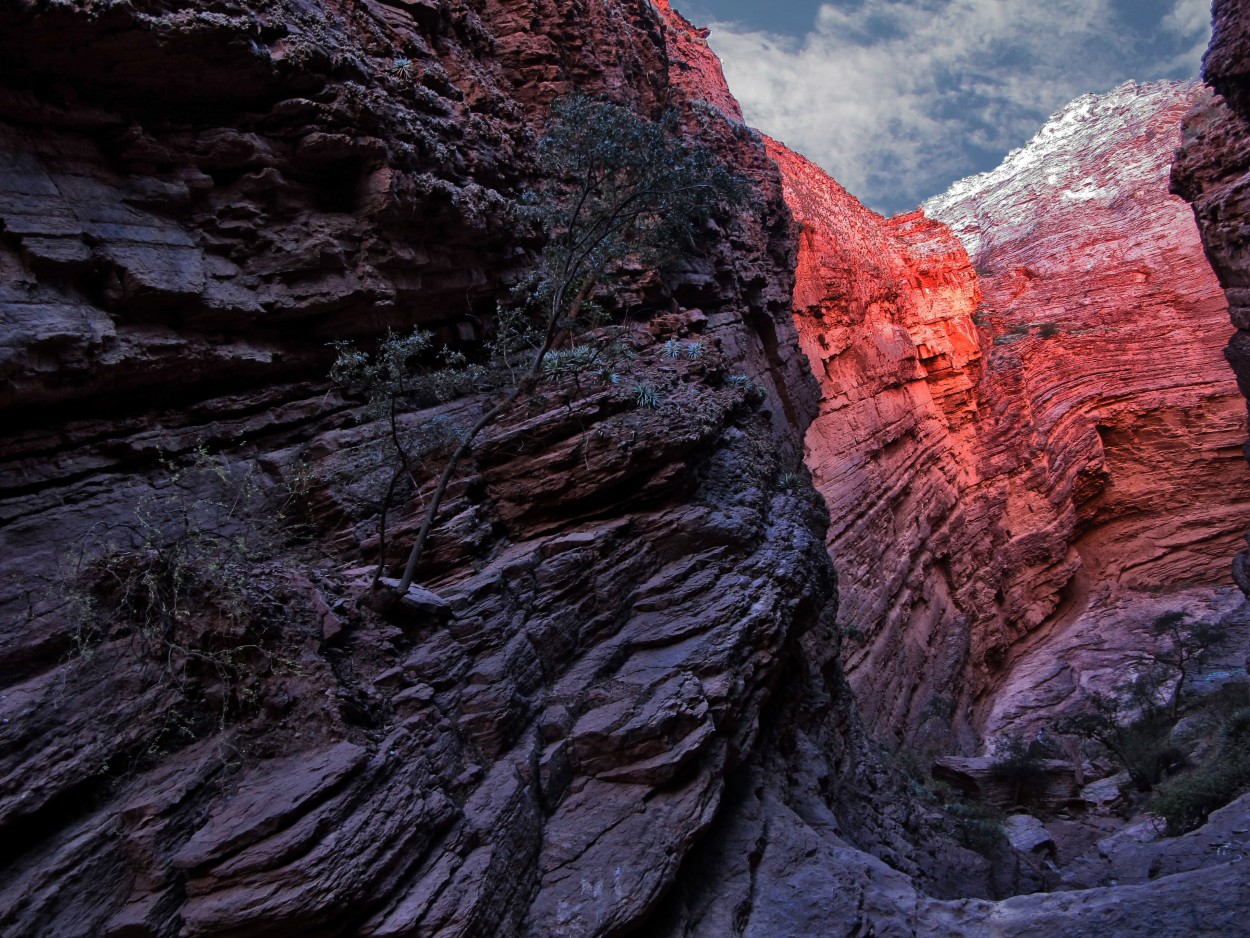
680, 0, 1211, 214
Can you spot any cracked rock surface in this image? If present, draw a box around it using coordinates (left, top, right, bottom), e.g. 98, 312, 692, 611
3, 1, 1250, 936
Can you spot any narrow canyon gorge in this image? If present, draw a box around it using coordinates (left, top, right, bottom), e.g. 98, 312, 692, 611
777, 79, 1250, 751
1, 0, 1249, 935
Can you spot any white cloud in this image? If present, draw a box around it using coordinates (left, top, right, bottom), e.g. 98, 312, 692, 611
1163, 0, 1211, 37
706, 0, 1210, 213
1160, 0, 1212, 75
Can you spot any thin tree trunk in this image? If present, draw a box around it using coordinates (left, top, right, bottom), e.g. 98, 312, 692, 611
370, 464, 404, 591
1169, 662, 1187, 721
390, 276, 596, 596
372, 398, 416, 590
395, 386, 522, 594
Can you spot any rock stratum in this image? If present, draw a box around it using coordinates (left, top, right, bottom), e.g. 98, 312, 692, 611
1175, 0, 1250, 591
775, 80, 1250, 748
1, 0, 1250, 936
0, 1, 836, 935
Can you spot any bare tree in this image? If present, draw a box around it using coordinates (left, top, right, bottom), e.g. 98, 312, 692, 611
335, 95, 749, 604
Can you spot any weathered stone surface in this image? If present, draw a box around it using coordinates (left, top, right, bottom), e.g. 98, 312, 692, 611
983, 586, 1250, 739
0, 3, 835, 936
1174, 0, 1250, 596
171, 742, 368, 872
4, 1, 1250, 935
774, 81, 1250, 747
933, 755, 1080, 810
1004, 814, 1055, 855
1059, 793, 1250, 891
653, 731, 1250, 936
375, 578, 453, 628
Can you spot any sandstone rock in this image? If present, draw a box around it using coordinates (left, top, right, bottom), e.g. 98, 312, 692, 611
983, 587, 1250, 739
1003, 814, 1056, 856
172, 742, 368, 872
652, 740, 1250, 937
3, 0, 1249, 935
933, 755, 1080, 809
373, 578, 454, 628
1059, 793, 1250, 892
1081, 773, 1129, 807
775, 80, 1250, 746
0, 3, 830, 936
1174, 0, 1250, 597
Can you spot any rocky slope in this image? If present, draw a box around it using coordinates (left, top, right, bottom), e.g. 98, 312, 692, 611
0, 1, 837, 935
774, 81, 1250, 748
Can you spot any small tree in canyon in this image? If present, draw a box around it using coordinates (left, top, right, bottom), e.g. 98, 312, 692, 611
1057, 611, 1229, 792
328, 329, 474, 591
335, 94, 749, 602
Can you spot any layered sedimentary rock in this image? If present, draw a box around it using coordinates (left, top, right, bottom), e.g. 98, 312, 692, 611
769, 136, 985, 747
0, 2, 833, 935
929, 81, 1250, 739
1174, 0, 1250, 590
4, 0, 1250, 935
776, 80, 1250, 745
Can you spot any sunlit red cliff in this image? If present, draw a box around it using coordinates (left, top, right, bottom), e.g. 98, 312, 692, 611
772, 80, 1250, 745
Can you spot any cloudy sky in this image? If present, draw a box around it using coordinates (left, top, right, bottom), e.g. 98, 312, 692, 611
679, 0, 1212, 214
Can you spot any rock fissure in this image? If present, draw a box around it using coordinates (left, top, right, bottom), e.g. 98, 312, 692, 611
770, 80, 1250, 753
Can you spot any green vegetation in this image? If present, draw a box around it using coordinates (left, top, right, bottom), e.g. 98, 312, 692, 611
539, 342, 632, 384
331, 94, 749, 602
945, 799, 1007, 856
988, 733, 1052, 807
59, 448, 305, 743
662, 338, 705, 360
631, 382, 662, 408
1149, 689, 1250, 834
1050, 610, 1250, 834
724, 373, 766, 404
328, 328, 475, 590
1058, 612, 1228, 792
1060, 694, 1184, 794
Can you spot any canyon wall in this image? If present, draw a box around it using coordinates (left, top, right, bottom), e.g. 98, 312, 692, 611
0, 2, 839, 935
1174, 0, 1250, 591
778, 80, 1250, 746
3, 0, 1250, 935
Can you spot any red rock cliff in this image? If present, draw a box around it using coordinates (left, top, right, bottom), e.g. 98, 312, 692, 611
4, 1, 1250, 934
1174, 0, 1250, 592
776, 80, 1250, 745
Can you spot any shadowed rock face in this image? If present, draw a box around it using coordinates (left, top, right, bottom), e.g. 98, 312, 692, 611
1174, 0, 1250, 592
774, 80, 1250, 746
0, 2, 836, 935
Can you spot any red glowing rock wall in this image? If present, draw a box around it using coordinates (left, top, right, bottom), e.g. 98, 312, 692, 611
1174, 0, 1250, 592
773, 81, 1250, 743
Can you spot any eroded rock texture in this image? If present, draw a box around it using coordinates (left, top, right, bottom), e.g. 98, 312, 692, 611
777, 80, 1250, 747
1174, 0, 1250, 592
4, 0, 1250, 935
0, 2, 831, 935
